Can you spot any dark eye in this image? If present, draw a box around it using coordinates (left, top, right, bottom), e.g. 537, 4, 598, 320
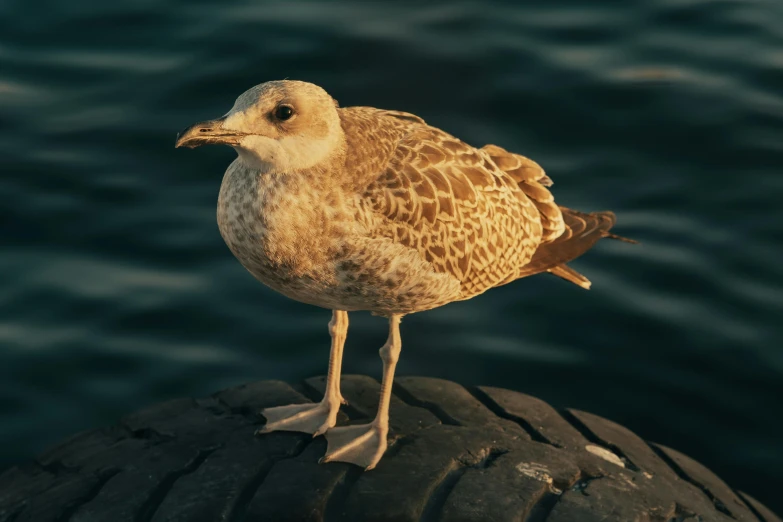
274, 105, 294, 121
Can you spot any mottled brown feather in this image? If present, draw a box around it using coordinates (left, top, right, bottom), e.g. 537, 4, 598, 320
346, 107, 627, 304
362, 121, 545, 298
481, 144, 564, 242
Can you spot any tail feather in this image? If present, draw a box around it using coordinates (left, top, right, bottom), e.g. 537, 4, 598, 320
548, 264, 592, 289
606, 232, 638, 244
516, 207, 633, 287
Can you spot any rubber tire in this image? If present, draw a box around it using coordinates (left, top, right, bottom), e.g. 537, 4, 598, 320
0, 376, 779, 522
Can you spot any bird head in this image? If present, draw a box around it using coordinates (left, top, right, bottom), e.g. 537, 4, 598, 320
175, 80, 343, 172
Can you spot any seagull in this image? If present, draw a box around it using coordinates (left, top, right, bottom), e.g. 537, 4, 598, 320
175, 80, 634, 470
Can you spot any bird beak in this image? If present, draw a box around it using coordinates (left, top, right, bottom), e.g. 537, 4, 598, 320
175, 117, 244, 148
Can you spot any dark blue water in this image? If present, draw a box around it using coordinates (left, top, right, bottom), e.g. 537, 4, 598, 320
2, 0, 782, 513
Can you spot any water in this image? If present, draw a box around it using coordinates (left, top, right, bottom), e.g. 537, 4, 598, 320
1, 0, 782, 513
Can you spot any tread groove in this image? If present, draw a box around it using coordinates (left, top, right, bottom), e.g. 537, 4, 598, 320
323, 466, 363, 522
570, 474, 603, 494
297, 381, 325, 404
195, 397, 228, 416
37, 460, 75, 476
385, 433, 418, 459
476, 448, 508, 468
420, 448, 507, 522
57, 468, 121, 522
736, 491, 769, 522
648, 443, 734, 519
215, 396, 254, 418
523, 468, 585, 522
226, 437, 311, 522
523, 487, 560, 522
559, 410, 640, 472
419, 460, 462, 522
121, 424, 175, 444
135, 446, 220, 522
665, 502, 701, 522
468, 386, 555, 445
392, 382, 462, 426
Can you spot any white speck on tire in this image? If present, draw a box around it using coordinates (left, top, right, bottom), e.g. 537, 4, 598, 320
585, 445, 625, 468
515, 462, 562, 494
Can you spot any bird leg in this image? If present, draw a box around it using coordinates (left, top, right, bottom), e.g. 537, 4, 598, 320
258, 310, 348, 437
321, 314, 402, 470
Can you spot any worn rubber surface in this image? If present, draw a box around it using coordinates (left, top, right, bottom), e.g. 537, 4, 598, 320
0, 376, 779, 522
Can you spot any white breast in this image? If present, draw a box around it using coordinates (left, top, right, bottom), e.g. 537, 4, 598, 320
216, 158, 350, 292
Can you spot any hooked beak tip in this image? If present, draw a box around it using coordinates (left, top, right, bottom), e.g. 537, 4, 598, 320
175, 117, 236, 149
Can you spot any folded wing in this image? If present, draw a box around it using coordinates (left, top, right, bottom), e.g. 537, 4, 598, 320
363, 124, 545, 298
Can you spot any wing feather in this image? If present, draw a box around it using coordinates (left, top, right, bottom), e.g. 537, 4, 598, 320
364, 125, 543, 294
347, 107, 631, 300
482, 144, 564, 242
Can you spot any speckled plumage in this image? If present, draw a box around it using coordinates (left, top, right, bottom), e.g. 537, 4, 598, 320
215, 101, 612, 316
178, 80, 632, 470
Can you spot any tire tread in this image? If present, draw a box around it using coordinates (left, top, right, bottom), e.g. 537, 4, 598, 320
0, 377, 777, 522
